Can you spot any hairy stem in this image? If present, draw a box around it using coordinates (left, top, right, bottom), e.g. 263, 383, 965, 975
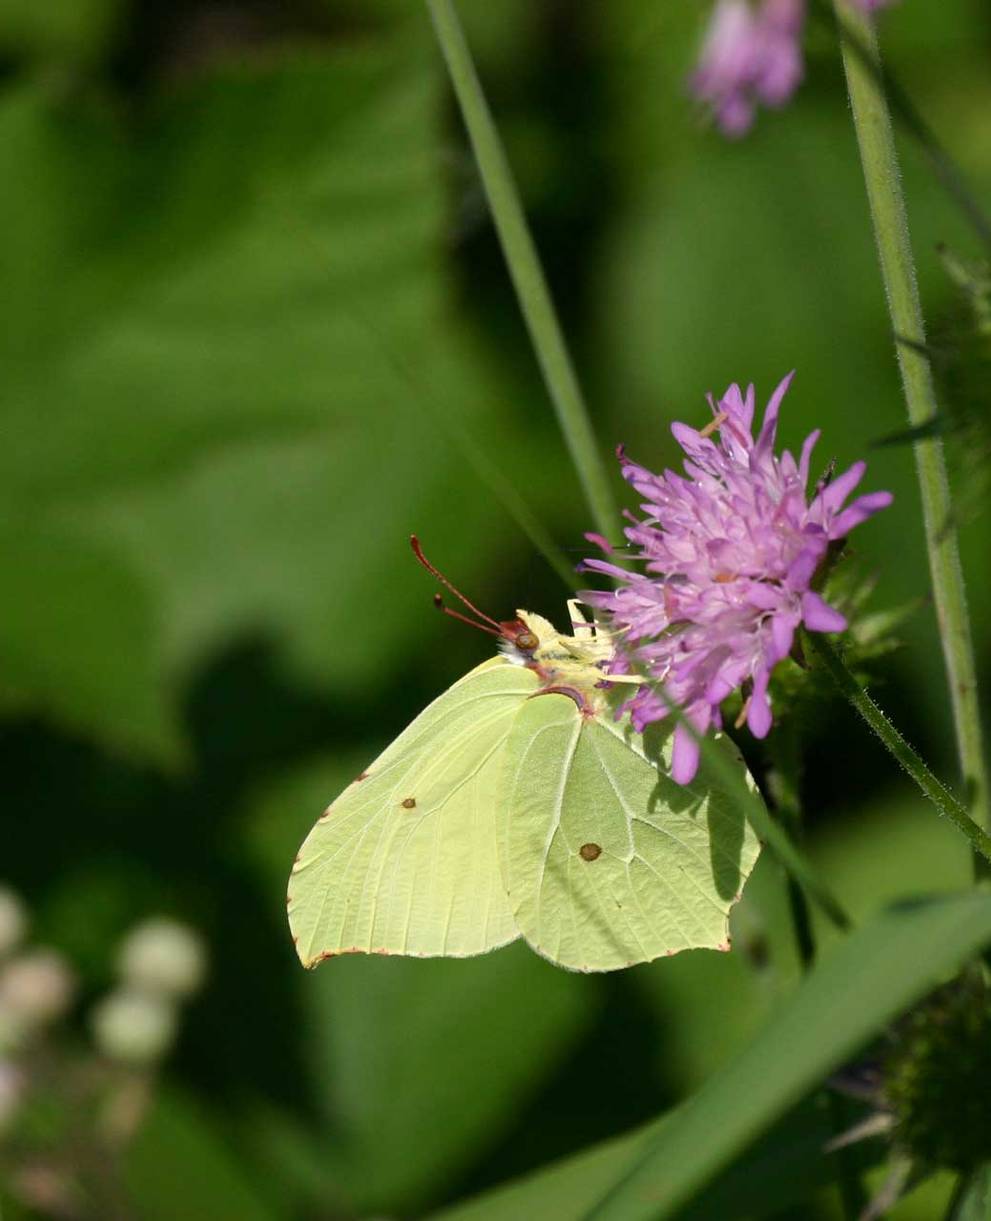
833, 0, 991, 876
809, 0, 991, 251
426, 0, 618, 542
680, 703, 852, 932
808, 633, 991, 868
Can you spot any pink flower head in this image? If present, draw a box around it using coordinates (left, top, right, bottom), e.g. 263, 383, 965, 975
691, 0, 805, 136
582, 374, 892, 784
691, 0, 898, 135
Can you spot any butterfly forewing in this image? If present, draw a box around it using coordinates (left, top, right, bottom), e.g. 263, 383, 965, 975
497, 693, 762, 972
289, 659, 538, 966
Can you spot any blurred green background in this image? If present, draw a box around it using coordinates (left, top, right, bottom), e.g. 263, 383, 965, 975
1, 0, 989, 1217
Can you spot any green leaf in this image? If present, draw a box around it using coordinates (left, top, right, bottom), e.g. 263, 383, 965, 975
126, 1088, 285, 1221
434, 1118, 656, 1221
954, 1164, 991, 1221
587, 892, 991, 1220
0, 44, 569, 757
432, 894, 991, 1221
307, 945, 594, 1213
433, 1098, 864, 1221
0, 520, 175, 757
0, 0, 122, 61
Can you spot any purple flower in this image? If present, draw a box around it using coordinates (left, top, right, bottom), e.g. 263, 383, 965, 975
691, 0, 898, 136
583, 374, 892, 784
691, 0, 805, 136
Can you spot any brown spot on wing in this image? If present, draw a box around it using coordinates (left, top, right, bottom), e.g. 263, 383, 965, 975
579, 842, 602, 862
401, 796, 417, 810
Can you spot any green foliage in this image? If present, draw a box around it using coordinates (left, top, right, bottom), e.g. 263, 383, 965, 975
444, 893, 991, 1221
0, 0, 124, 62
2, 1, 991, 1218
884, 975, 991, 1173
0, 40, 564, 759
126, 1090, 284, 1221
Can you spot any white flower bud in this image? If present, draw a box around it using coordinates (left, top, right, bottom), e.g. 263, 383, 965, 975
0, 888, 28, 957
117, 919, 206, 999
0, 950, 75, 1029
90, 988, 178, 1065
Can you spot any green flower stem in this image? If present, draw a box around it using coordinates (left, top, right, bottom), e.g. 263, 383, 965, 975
808, 632, 991, 869
766, 728, 864, 1218
426, 0, 619, 543
833, 0, 991, 875
810, 0, 991, 250
668, 698, 851, 933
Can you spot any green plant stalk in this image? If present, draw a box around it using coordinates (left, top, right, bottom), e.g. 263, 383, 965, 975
810, 0, 991, 251
834, 0, 991, 876
665, 692, 852, 934
426, 0, 618, 543
808, 632, 991, 868
586, 892, 991, 1221
766, 727, 866, 1220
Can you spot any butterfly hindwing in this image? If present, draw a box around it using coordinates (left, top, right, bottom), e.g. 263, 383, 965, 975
289, 659, 538, 966
497, 692, 762, 972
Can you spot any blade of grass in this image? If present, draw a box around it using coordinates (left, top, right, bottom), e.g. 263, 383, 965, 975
832, 0, 991, 876
425, 0, 618, 543
808, 0, 991, 252
434, 1099, 863, 1221
584, 892, 991, 1221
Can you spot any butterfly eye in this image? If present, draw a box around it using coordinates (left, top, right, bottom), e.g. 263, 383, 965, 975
516, 630, 539, 653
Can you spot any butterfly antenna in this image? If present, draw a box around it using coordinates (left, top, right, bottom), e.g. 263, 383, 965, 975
431, 594, 502, 638
410, 535, 503, 632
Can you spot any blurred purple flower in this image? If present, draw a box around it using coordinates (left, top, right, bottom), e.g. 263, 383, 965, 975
691, 0, 898, 136
583, 374, 892, 784
691, 0, 805, 136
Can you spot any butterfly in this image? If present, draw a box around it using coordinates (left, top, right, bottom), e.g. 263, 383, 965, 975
287, 539, 762, 973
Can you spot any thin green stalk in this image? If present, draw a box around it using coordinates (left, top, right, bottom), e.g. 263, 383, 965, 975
667, 694, 852, 933
768, 730, 865, 1218
808, 632, 991, 868
809, 0, 991, 251
425, 0, 618, 543
733, 767, 851, 934
833, 0, 991, 876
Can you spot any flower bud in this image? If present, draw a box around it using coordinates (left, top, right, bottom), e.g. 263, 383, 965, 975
0, 950, 75, 1029
117, 919, 206, 999
90, 988, 178, 1065
0, 888, 27, 957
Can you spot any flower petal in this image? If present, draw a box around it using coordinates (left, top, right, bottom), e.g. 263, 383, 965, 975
747, 669, 773, 738
830, 490, 894, 538
672, 723, 702, 785
802, 590, 847, 633
754, 371, 795, 457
